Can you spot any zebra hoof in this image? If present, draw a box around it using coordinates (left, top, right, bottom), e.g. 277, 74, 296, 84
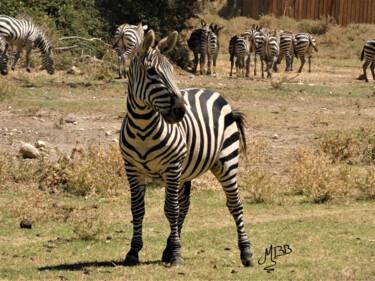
26, 69, 31, 73
161, 250, 172, 263
241, 249, 254, 267
170, 256, 184, 267
124, 252, 139, 266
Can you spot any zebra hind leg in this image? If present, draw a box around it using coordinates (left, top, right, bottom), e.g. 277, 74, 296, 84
298, 55, 305, 73
363, 61, 370, 83
210, 160, 254, 267
162, 181, 191, 263
370, 62, 375, 81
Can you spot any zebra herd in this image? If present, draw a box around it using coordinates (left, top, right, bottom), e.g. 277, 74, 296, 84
229, 26, 318, 79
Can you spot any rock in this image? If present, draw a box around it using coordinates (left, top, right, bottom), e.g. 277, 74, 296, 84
20, 220, 32, 229
65, 114, 77, 123
19, 143, 40, 158
67, 66, 81, 75
35, 140, 46, 149
271, 134, 279, 140
105, 131, 112, 136
112, 138, 119, 143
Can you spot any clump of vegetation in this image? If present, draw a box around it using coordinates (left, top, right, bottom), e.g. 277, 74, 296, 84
68, 209, 104, 241
298, 16, 334, 35
0, 76, 15, 101
289, 147, 353, 203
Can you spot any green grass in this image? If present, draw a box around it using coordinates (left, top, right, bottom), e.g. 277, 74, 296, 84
0, 188, 374, 280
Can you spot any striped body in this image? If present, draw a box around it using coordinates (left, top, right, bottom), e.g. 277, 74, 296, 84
260, 31, 280, 78
361, 38, 375, 82
113, 23, 147, 79
229, 35, 250, 77
274, 32, 294, 72
243, 29, 264, 76
188, 22, 222, 75
121, 30, 253, 267
0, 37, 8, 75
294, 33, 318, 73
0, 15, 54, 74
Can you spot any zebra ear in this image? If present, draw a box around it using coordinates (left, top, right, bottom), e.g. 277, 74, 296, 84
139, 30, 155, 55
157, 31, 178, 54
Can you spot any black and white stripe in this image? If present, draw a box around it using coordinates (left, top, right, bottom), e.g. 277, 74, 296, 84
0, 37, 8, 75
113, 23, 148, 79
120, 30, 254, 267
207, 24, 223, 76
274, 32, 294, 72
0, 15, 54, 75
360, 38, 375, 82
229, 35, 250, 77
260, 30, 280, 78
294, 33, 318, 73
241, 28, 260, 77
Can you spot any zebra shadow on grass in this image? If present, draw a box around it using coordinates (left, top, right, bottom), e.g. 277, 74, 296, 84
38, 259, 162, 271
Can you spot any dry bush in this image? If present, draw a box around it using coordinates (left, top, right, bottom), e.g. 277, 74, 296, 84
319, 129, 375, 164
68, 208, 104, 241
17, 72, 53, 88
77, 53, 114, 82
298, 16, 334, 35
289, 147, 353, 203
40, 142, 127, 196
352, 167, 375, 200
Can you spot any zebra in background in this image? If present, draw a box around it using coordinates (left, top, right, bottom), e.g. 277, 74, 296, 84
188, 20, 221, 75
0, 37, 8, 75
229, 35, 250, 77
113, 22, 148, 79
294, 33, 318, 73
120, 29, 254, 268
241, 27, 261, 77
0, 15, 54, 75
274, 31, 295, 72
361, 38, 375, 83
260, 29, 280, 78
207, 24, 223, 76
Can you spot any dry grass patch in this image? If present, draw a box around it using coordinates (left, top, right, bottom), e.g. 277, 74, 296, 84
0, 76, 16, 101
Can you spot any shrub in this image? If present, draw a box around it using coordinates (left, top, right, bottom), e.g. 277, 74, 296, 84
0, 76, 15, 101
298, 16, 334, 35
242, 169, 278, 204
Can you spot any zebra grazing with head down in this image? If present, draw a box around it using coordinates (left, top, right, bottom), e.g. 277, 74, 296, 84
0, 15, 54, 75
0, 37, 9, 75
120, 29, 254, 267
294, 33, 318, 73
229, 35, 250, 77
113, 23, 148, 79
274, 32, 295, 72
188, 20, 221, 75
361, 38, 375, 83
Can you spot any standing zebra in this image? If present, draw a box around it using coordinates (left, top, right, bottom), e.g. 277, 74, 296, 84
229, 35, 250, 77
294, 33, 318, 73
0, 37, 8, 75
274, 32, 294, 72
361, 38, 375, 83
188, 21, 220, 75
113, 23, 148, 79
0, 15, 54, 75
120, 30, 254, 267
241, 27, 260, 77
207, 24, 223, 76
260, 30, 280, 79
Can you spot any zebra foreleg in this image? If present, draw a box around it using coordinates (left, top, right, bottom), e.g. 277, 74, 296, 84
25, 42, 34, 73
164, 172, 184, 266
11, 49, 22, 72
211, 161, 254, 267
124, 172, 146, 266
308, 54, 312, 73
162, 181, 191, 263
370, 62, 375, 80
254, 53, 257, 76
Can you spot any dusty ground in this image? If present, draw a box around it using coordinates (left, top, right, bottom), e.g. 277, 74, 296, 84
1, 57, 374, 180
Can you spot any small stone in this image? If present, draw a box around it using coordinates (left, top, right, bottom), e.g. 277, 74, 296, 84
67, 66, 81, 75
65, 114, 77, 123
271, 134, 279, 140
105, 131, 112, 136
40, 119, 45, 122
112, 138, 119, 143
79, 128, 85, 131
19, 143, 40, 158
20, 220, 32, 229
106, 235, 112, 240
73, 121, 78, 125
35, 140, 46, 149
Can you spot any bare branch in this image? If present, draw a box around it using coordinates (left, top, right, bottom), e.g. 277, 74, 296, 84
55, 45, 79, 52
59, 36, 111, 47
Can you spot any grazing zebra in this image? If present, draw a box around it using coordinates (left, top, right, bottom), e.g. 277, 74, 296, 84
229, 35, 250, 77
274, 32, 294, 72
0, 15, 54, 75
120, 30, 254, 267
188, 21, 221, 75
361, 38, 375, 82
113, 22, 148, 79
294, 33, 318, 73
0, 37, 8, 75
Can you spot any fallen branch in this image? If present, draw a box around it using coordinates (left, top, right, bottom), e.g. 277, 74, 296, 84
59, 36, 111, 47
55, 45, 79, 52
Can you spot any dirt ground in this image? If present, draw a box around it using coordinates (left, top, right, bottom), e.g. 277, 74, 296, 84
0, 58, 374, 179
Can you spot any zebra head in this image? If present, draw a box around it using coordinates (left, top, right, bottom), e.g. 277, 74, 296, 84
42, 45, 55, 75
129, 30, 185, 124
0, 52, 8, 75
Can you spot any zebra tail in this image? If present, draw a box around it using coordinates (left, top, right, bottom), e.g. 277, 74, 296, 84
361, 47, 365, 61
113, 36, 121, 49
230, 36, 238, 62
232, 108, 247, 153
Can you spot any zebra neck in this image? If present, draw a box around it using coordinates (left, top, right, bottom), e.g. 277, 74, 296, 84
126, 98, 163, 132
35, 33, 50, 54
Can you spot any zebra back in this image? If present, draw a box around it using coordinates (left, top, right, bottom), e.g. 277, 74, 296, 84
113, 23, 147, 57
361, 38, 375, 61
